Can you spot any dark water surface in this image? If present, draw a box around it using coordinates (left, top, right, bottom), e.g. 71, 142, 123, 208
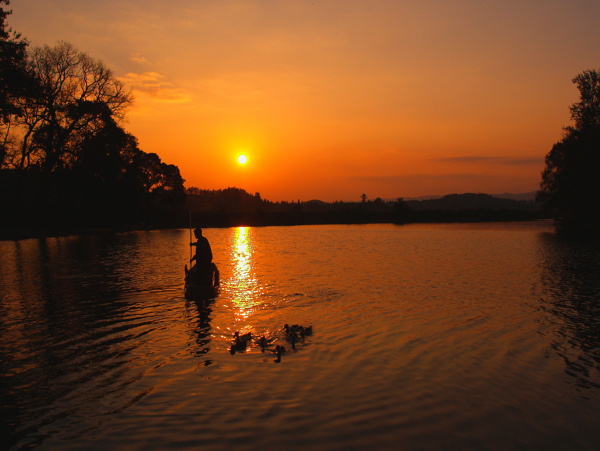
2, 222, 600, 450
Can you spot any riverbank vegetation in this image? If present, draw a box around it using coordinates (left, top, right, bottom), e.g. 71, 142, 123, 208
537, 69, 600, 231
0, 1, 185, 237
184, 188, 543, 229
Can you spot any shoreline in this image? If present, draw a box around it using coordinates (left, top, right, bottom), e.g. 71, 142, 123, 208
0, 214, 552, 242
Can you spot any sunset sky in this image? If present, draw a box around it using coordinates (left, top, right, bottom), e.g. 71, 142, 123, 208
9, 0, 600, 201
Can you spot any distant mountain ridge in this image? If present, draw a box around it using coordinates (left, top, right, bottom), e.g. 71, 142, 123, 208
402, 191, 538, 202
404, 192, 540, 212
491, 191, 538, 201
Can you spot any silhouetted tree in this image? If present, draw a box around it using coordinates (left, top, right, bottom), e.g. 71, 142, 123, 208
394, 197, 410, 222
186, 186, 201, 195
0, 25, 187, 233
70, 117, 140, 220
4, 41, 132, 172
538, 69, 600, 228
0, 0, 33, 166
569, 70, 600, 132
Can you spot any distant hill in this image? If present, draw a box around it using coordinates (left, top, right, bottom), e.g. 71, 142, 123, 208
401, 191, 538, 202
405, 192, 540, 212
491, 191, 538, 201
400, 195, 444, 201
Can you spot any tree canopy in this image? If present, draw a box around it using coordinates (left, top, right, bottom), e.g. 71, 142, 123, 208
2, 41, 133, 172
0, 9, 186, 235
538, 69, 600, 228
0, 1, 29, 121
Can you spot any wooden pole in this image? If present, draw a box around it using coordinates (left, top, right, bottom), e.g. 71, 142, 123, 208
189, 210, 193, 264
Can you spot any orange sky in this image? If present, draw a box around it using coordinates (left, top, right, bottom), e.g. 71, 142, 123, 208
10, 0, 600, 201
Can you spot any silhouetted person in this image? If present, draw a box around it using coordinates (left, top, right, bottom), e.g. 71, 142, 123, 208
189, 228, 219, 286
191, 228, 212, 269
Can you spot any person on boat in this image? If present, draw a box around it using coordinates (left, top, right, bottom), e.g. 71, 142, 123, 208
191, 228, 212, 269
189, 228, 218, 285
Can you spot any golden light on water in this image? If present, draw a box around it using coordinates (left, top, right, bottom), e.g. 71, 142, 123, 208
230, 227, 259, 319
233, 227, 251, 283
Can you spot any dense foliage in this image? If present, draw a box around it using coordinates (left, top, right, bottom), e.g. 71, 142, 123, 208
0, 3, 184, 235
538, 69, 600, 228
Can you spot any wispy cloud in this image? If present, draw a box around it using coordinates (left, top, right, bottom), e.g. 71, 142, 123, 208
437, 156, 543, 166
130, 53, 150, 65
119, 72, 191, 103
349, 173, 489, 182
502, 157, 545, 166
437, 156, 497, 163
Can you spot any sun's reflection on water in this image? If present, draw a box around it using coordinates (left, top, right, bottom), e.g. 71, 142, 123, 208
229, 227, 260, 320
233, 227, 251, 285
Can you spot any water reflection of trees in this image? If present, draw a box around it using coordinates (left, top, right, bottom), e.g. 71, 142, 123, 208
538, 233, 600, 394
0, 233, 178, 449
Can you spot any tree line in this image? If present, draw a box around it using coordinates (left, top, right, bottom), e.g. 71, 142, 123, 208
0, 1, 185, 237
537, 69, 600, 230
184, 187, 543, 228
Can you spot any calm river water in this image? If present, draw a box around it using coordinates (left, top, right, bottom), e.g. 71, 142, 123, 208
2, 221, 600, 450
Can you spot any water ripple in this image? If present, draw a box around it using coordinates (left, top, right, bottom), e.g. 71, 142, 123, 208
2, 222, 600, 449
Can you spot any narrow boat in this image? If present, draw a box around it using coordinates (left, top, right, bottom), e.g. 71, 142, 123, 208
184, 262, 220, 300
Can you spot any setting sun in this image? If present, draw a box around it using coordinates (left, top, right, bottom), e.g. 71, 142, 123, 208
12, 1, 600, 202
